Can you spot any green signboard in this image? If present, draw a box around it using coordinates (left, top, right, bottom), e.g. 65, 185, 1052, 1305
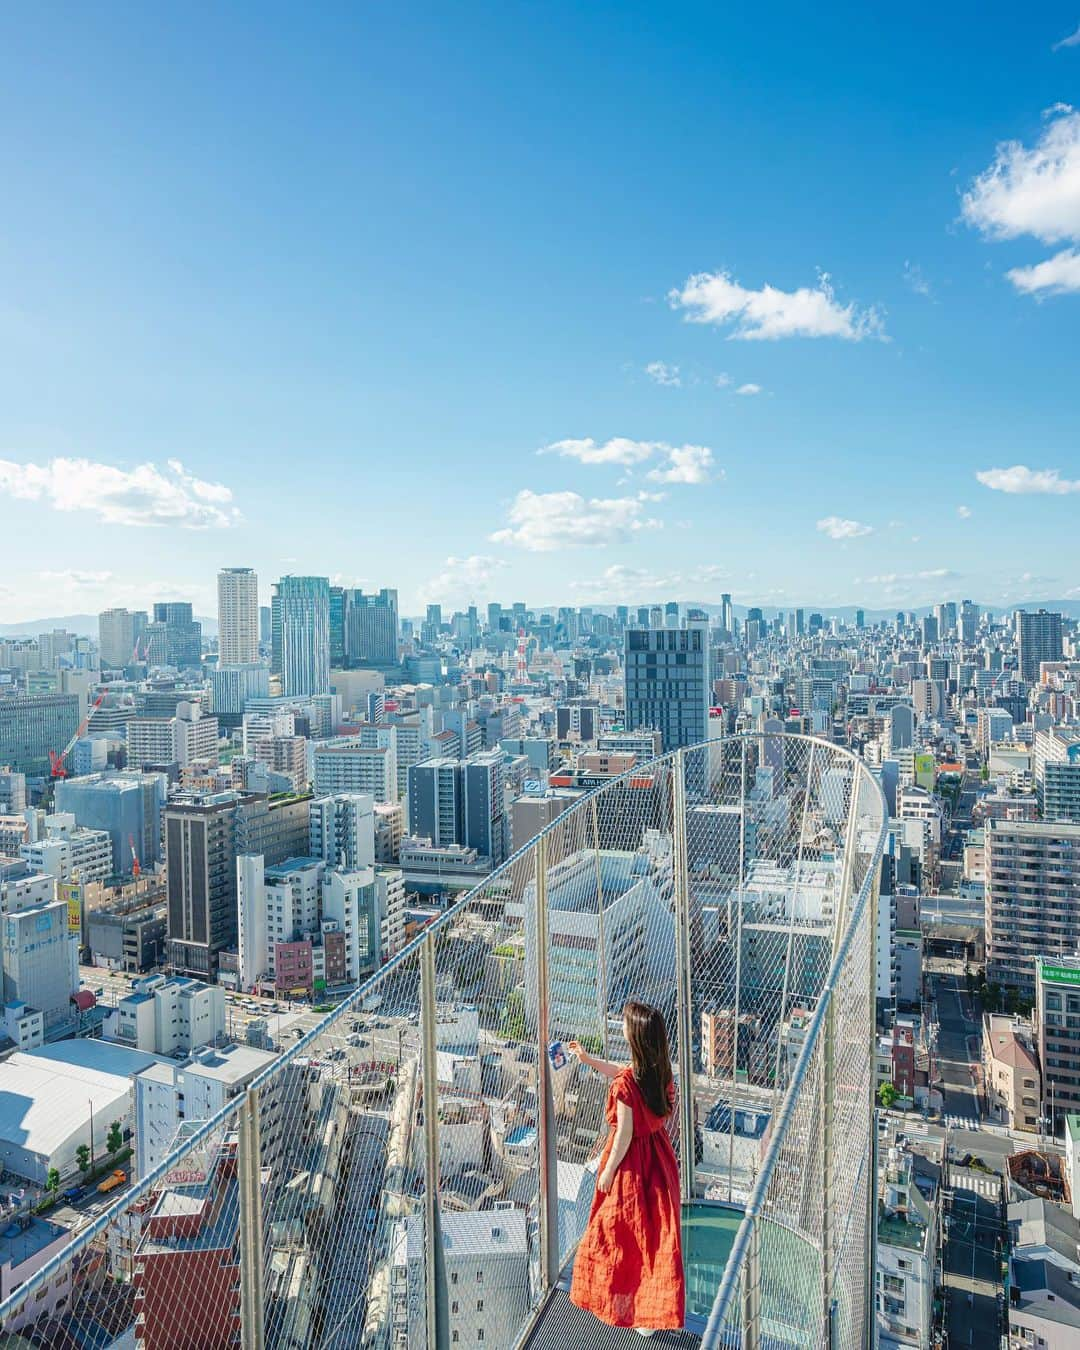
313, 977, 327, 993
1040, 963, 1080, 986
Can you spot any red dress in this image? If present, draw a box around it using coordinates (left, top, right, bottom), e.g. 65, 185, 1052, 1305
570, 1067, 685, 1329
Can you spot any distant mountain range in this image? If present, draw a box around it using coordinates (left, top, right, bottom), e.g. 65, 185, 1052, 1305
0, 614, 219, 639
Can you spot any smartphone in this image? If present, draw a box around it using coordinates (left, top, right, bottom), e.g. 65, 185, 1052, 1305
548, 1041, 567, 1071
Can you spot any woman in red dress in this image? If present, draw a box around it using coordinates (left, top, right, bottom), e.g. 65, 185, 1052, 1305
567, 1001, 685, 1336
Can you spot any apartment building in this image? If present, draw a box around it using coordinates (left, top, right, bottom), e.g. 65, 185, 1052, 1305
986, 821, 1080, 993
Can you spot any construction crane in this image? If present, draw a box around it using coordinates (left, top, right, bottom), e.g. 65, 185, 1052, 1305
128, 834, 141, 879
49, 693, 105, 779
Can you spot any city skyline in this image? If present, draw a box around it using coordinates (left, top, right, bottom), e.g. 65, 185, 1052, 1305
2, 4, 1080, 621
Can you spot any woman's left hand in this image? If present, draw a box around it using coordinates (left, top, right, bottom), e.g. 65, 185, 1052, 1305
596, 1166, 615, 1194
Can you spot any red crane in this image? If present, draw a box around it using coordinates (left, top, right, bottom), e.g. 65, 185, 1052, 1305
128, 834, 141, 879
49, 693, 105, 779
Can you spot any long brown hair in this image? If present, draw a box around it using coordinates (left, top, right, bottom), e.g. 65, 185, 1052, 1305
623, 1001, 673, 1118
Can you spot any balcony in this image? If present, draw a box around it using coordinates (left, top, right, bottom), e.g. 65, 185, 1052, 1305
0, 734, 885, 1349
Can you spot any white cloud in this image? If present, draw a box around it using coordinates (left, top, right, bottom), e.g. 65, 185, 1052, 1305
423, 554, 508, 606
963, 106, 1080, 293
645, 445, 718, 485
668, 269, 884, 340
540, 437, 718, 484
540, 437, 657, 468
39, 569, 114, 588
903, 260, 933, 297
715, 372, 732, 388
976, 464, 1080, 494
645, 361, 681, 387
735, 383, 762, 396
817, 516, 874, 540
1006, 247, 1080, 295
490, 490, 663, 552
957, 505, 972, 518
0, 456, 239, 528
570, 562, 730, 602
860, 568, 958, 584
1053, 23, 1080, 50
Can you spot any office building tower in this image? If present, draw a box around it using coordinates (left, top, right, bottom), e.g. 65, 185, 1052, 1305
275, 576, 331, 697
664, 601, 679, 629
636, 606, 650, 628
2, 897, 77, 1027
1034, 956, 1080, 1132
425, 603, 442, 630
934, 602, 957, 640
624, 625, 709, 752
960, 600, 979, 646
259, 605, 272, 645
0, 692, 80, 776
855, 609, 865, 630
152, 602, 203, 670
649, 605, 664, 629
55, 770, 167, 876
1034, 728, 1080, 823
986, 819, 1080, 992
329, 586, 347, 668
217, 568, 259, 665
794, 608, 805, 636
98, 608, 148, 668
210, 664, 270, 729
345, 588, 398, 667
1017, 609, 1064, 684
462, 749, 507, 866
721, 594, 734, 635
164, 789, 310, 978
407, 759, 463, 850
919, 614, 938, 648
0, 768, 27, 814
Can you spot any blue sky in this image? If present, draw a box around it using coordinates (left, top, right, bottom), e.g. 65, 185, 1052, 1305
1, 1, 1079, 621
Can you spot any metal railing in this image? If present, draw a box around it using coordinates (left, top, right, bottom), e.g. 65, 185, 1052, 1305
0, 734, 885, 1349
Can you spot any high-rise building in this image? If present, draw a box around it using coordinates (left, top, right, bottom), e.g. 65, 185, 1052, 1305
210, 664, 270, 729
164, 789, 311, 978
959, 599, 979, 645
98, 608, 148, 668
624, 625, 709, 752
152, 602, 203, 670
0, 692, 80, 776
462, 749, 507, 866
345, 588, 398, 666
1034, 728, 1080, 823
1017, 609, 1064, 684
275, 576, 330, 697
986, 819, 1080, 992
720, 594, 734, 635
329, 586, 348, 669
259, 604, 272, 645
127, 701, 219, 770
216, 568, 259, 666
55, 771, 167, 875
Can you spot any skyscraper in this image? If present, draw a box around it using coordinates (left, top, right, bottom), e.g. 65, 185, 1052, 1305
275, 576, 331, 696
624, 624, 709, 752
98, 608, 148, 668
1016, 609, 1064, 684
217, 568, 259, 665
329, 586, 348, 669
345, 588, 398, 666
152, 602, 203, 670
721, 594, 734, 635
959, 599, 979, 645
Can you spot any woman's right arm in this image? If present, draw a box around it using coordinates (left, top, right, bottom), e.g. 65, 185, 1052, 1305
567, 1042, 623, 1079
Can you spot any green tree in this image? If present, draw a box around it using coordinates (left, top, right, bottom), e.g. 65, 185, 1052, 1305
500, 990, 526, 1041
45, 1168, 60, 1194
878, 1082, 899, 1109
75, 1144, 91, 1173
107, 1121, 124, 1155
965, 969, 975, 996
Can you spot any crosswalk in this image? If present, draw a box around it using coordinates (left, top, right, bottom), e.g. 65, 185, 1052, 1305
944, 1114, 979, 1131
951, 1171, 1002, 1200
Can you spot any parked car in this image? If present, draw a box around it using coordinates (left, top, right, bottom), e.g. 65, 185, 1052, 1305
62, 1186, 85, 1203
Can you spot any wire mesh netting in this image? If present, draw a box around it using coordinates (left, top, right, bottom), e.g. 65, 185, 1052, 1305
0, 734, 884, 1350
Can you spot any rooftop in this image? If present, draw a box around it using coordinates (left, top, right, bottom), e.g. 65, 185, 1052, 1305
0, 1216, 70, 1269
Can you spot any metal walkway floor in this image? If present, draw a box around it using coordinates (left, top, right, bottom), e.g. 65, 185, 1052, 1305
522, 1286, 701, 1349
